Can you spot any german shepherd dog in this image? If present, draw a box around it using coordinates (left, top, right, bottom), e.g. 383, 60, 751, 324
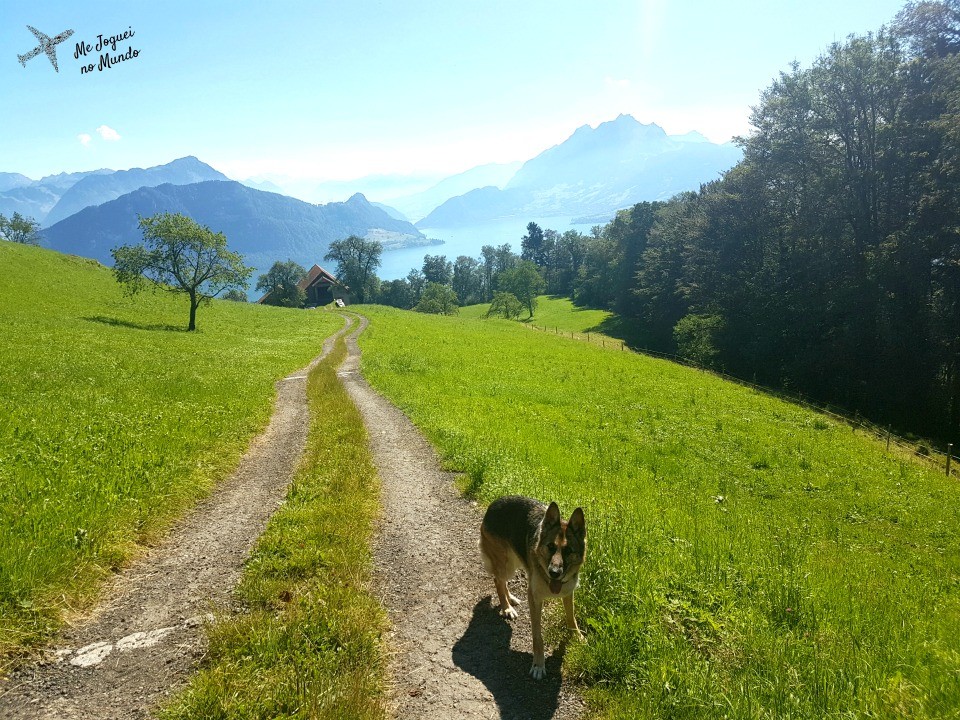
479, 495, 586, 679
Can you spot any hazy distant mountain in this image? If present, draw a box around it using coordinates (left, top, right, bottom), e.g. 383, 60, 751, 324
0, 185, 62, 222
371, 202, 409, 221
414, 186, 531, 228
42, 181, 426, 275
417, 114, 742, 227
0, 173, 32, 193
0, 169, 111, 221
389, 161, 522, 222
670, 130, 712, 144
241, 178, 285, 194
35, 169, 113, 191
44, 156, 228, 226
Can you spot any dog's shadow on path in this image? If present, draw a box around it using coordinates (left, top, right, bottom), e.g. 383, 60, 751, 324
453, 597, 566, 720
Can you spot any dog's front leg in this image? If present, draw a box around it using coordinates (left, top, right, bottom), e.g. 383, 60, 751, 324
528, 593, 546, 679
563, 595, 585, 640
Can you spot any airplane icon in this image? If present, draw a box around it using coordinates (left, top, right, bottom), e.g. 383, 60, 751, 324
18, 26, 74, 73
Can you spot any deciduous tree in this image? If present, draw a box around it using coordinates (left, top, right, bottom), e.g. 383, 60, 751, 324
0, 212, 41, 245
485, 291, 523, 319
324, 235, 382, 303
497, 260, 545, 318
415, 282, 459, 315
112, 212, 252, 331
256, 259, 307, 308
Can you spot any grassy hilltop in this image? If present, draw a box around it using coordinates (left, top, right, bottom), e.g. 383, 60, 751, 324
0, 242, 342, 660
358, 303, 960, 719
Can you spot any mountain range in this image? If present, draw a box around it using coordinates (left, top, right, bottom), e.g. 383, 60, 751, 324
6, 114, 744, 282
387, 162, 522, 222
414, 115, 742, 227
43, 156, 228, 226
0, 169, 113, 223
42, 181, 427, 276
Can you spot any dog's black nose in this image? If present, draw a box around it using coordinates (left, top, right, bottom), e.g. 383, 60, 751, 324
548, 567, 563, 579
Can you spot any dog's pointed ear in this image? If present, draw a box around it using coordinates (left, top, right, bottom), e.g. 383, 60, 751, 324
569, 507, 586, 536
543, 501, 561, 528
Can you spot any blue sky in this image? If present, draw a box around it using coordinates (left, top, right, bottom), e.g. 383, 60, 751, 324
2, 0, 908, 188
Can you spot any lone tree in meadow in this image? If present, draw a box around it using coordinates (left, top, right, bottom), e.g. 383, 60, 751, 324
496, 260, 546, 318
485, 291, 524, 320
0, 212, 42, 245
324, 235, 382, 303
112, 212, 252, 331
256, 259, 307, 307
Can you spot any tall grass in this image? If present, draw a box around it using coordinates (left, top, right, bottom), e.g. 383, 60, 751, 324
0, 243, 342, 662
159, 335, 387, 719
357, 304, 960, 719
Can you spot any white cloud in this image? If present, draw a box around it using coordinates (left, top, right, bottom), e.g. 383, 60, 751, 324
96, 125, 121, 141
78, 133, 92, 147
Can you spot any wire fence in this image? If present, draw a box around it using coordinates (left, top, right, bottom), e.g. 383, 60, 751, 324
528, 323, 958, 479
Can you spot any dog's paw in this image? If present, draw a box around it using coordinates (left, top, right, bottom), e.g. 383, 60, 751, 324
508, 592, 521, 606
529, 662, 546, 680
570, 627, 585, 642
503, 606, 518, 620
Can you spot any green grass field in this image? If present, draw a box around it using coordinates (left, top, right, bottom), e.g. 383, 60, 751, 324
357, 304, 960, 719
0, 243, 342, 662
460, 295, 612, 331
160, 334, 387, 719
461, 295, 639, 351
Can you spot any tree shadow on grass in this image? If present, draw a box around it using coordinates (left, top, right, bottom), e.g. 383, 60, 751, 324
453, 597, 567, 720
584, 314, 650, 349
84, 316, 189, 333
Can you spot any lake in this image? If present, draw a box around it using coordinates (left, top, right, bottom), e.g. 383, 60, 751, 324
378, 215, 593, 280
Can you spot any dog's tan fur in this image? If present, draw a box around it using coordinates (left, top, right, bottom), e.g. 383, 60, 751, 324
479, 495, 586, 679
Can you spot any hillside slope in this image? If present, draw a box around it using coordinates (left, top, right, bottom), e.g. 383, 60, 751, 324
0, 242, 342, 660
357, 304, 960, 718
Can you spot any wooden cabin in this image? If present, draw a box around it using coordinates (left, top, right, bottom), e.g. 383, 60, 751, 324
257, 264, 347, 306
300, 264, 346, 306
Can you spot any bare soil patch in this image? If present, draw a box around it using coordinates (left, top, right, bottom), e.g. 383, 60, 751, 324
0, 316, 352, 720
339, 315, 585, 720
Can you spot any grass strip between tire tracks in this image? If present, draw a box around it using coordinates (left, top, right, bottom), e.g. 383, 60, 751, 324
159, 332, 388, 719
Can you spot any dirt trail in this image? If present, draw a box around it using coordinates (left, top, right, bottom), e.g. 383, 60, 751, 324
339, 315, 585, 720
0, 315, 353, 720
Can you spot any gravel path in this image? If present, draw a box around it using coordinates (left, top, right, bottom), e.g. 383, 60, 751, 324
339, 314, 585, 720
0, 315, 352, 720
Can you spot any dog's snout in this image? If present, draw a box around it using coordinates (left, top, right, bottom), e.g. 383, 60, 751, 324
548, 565, 564, 579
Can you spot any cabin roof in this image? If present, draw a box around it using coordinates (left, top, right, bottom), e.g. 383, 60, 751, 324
299, 264, 340, 290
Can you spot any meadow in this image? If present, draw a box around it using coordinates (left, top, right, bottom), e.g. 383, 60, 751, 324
357, 304, 960, 719
160, 334, 387, 719
0, 242, 342, 662
460, 295, 612, 333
